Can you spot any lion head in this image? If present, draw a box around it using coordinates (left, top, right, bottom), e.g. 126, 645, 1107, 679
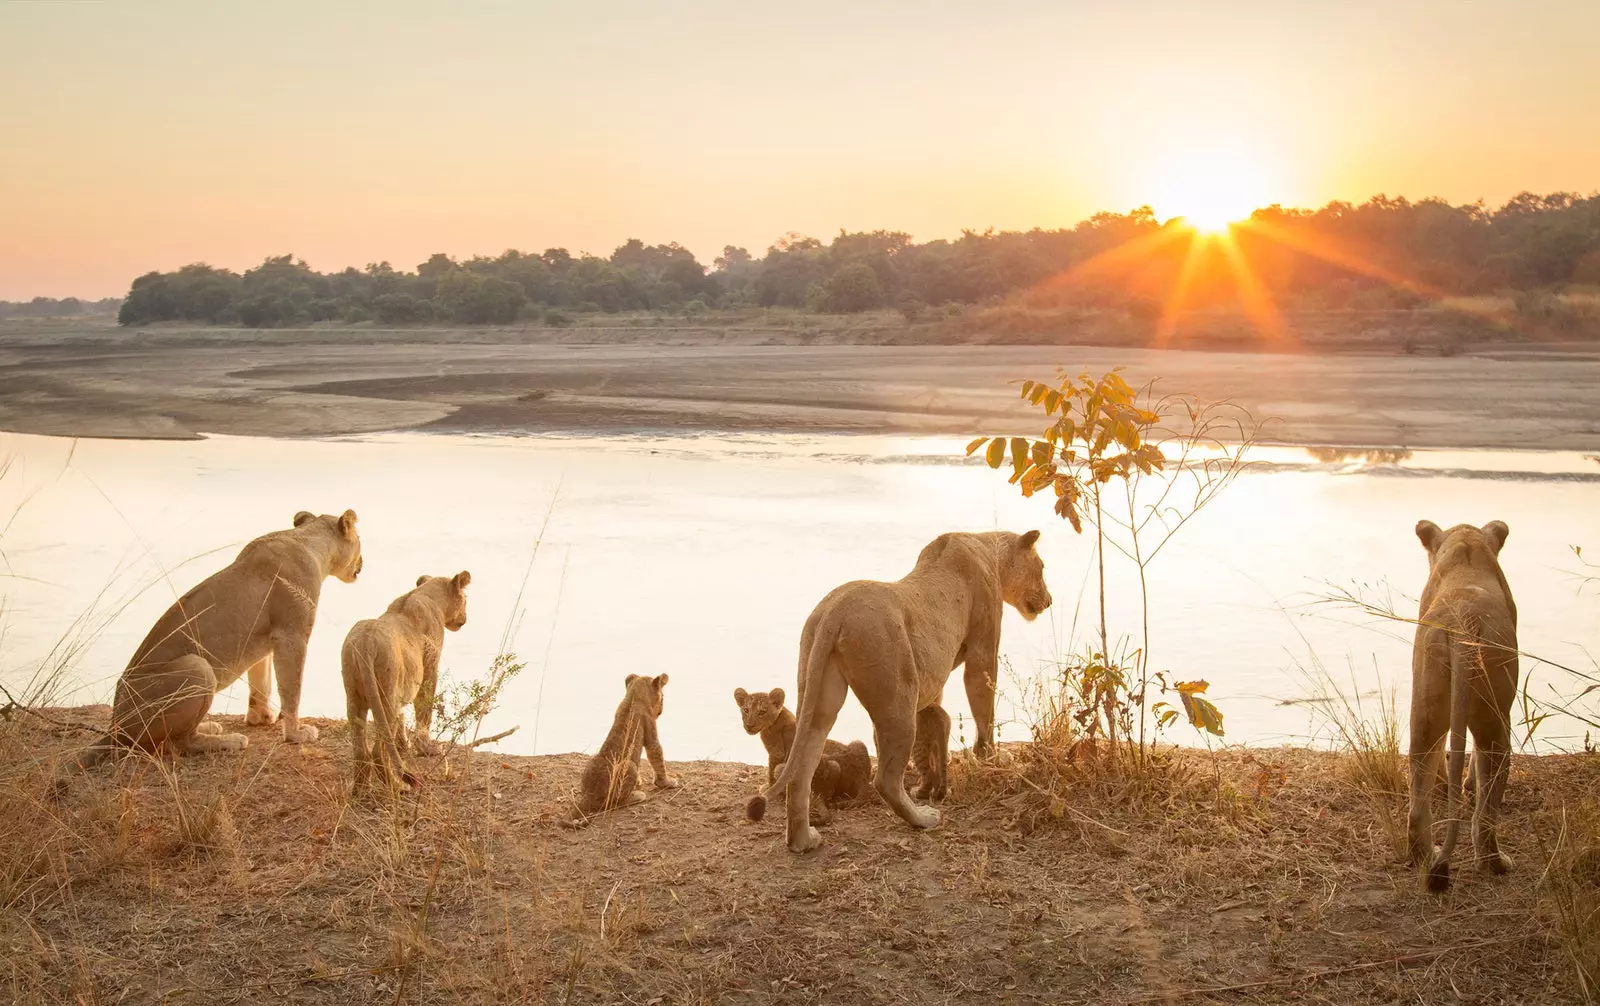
733, 686, 786, 734
624, 673, 669, 716
414, 570, 472, 631
1000, 529, 1052, 621
1416, 519, 1509, 569
294, 509, 363, 582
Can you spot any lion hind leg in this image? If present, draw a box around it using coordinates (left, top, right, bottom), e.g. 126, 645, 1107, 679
782, 663, 849, 854
112, 655, 219, 756
1472, 742, 1514, 874
871, 704, 940, 831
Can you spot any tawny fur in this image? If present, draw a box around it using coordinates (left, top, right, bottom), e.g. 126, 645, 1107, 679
342, 571, 471, 792
60, 510, 363, 782
1407, 519, 1519, 892
572, 674, 679, 819
746, 529, 1053, 853
734, 686, 871, 824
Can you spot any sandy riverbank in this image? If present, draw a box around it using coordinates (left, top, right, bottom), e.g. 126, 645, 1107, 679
4, 321, 1600, 449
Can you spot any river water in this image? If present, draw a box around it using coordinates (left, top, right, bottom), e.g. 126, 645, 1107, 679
2, 431, 1597, 761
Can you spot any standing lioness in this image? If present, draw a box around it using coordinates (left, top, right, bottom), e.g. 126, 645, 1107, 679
342, 571, 471, 791
69, 510, 362, 771
1408, 519, 1519, 892
747, 530, 1052, 853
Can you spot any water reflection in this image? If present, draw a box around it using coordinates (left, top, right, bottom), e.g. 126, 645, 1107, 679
1, 431, 1596, 759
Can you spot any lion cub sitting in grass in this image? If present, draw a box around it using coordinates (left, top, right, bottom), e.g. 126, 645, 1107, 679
341, 571, 470, 792
571, 674, 680, 822
734, 686, 871, 824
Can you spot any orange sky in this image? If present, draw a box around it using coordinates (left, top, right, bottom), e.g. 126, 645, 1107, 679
2, 1, 1596, 299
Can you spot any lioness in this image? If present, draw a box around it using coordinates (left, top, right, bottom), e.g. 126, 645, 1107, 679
1408, 519, 1519, 892
734, 685, 872, 824
572, 674, 680, 820
69, 510, 362, 771
747, 530, 1051, 852
342, 571, 471, 791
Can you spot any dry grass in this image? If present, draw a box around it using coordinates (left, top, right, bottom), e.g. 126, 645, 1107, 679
0, 706, 1595, 1004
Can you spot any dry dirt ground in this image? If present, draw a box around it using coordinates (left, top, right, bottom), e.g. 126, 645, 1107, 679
4, 321, 1600, 449
4, 709, 1597, 1005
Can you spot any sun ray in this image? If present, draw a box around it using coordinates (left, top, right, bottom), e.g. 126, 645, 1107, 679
1152, 230, 1204, 348
1218, 233, 1293, 345
1034, 224, 1189, 292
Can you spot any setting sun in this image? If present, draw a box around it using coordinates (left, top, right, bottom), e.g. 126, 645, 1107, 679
1148, 142, 1280, 235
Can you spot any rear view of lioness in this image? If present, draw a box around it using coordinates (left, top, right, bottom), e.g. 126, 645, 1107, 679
572, 674, 680, 820
66, 510, 363, 773
342, 571, 471, 791
734, 685, 871, 824
1408, 519, 1519, 892
747, 530, 1052, 853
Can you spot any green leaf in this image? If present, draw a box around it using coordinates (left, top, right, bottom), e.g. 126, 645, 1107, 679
1044, 389, 1062, 414
985, 438, 1006, 469
1019, 380, 1036, 400
1010, 437, 1029, 475
1029, 383, 1048, 406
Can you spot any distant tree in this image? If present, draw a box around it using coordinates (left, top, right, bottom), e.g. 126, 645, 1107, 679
812, 261, 883, 313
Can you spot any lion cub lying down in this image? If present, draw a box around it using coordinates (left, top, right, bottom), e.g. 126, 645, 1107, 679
734, 686, 871, 824
571, 674, 680, 821
342, 571, 471, 791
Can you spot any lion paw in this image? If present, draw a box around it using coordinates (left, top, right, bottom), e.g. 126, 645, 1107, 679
1486, 851, 1513, 874
411, 734, 442, 757
910, 805, 941, 830
194, 721, 224, 736
655, 774, 681, 790
245, 706, 280, 726
216, 732, 249, 752
788, 825, 823, 854
282, 721, 320, 744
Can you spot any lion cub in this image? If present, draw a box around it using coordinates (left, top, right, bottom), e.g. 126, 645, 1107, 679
734, 686, 871, 824
341, 571, 470, 791
572, 674, 680, 820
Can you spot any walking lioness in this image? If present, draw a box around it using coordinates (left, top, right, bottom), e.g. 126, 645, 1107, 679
1408, 519, 1519, 892
342, 571, 471, 791
67, 510, 362, 772
747, 530, 1052, 853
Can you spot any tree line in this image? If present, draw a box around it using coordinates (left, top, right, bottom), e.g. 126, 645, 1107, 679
1, 297, 122, 320
114, 192, 1600, 328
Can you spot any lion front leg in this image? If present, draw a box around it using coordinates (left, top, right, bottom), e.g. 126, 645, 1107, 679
410, 649, 443, 756
270, 630, 319, 744
245, 655, 278, 726
962, 645, 999, 758
644, 718, 679, 789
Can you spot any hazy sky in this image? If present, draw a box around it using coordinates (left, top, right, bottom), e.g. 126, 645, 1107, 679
2, 0, 1596, 298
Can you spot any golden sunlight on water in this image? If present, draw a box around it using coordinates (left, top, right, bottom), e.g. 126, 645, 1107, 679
2, 432, 1597, 759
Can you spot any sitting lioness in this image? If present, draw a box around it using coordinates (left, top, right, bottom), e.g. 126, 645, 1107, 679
734, 685, 872, 824
747, 530, 1051, 853
1408, 519, 1519, 892
342, 571, 471, 791
67, 510, 362, 772
571, 674, 680, 820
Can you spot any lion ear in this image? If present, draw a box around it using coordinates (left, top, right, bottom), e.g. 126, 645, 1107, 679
416, 575, 429, 587
293, 511, 316, 527
625, 674, 639, 686
1483, 520, 1510, 555
1019, 529, 1041, 550
654, 674, 669, 690
770, 687, 786, 707
339, 509, 359, 539
453, 570, 472, 592
1415, 520, 1442, 551
733, 687, 749, 706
